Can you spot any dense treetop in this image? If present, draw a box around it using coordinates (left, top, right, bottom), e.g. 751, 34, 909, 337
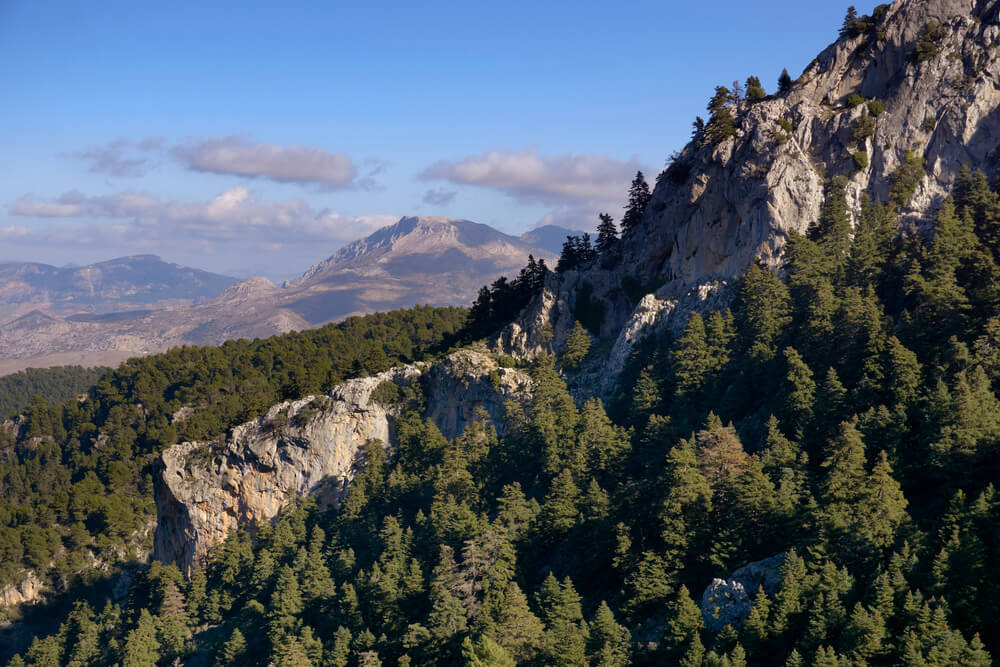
0, 366, 107, 418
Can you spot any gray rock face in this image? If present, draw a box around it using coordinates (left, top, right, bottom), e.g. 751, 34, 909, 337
153, 350, 529, 575
701, 553, 787, 632
500, 0, 1000, 392
629, 0, 1000, 288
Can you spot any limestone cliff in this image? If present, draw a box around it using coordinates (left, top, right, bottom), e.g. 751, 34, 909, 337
153, 350, 529, 575
501, 0, 1000, 387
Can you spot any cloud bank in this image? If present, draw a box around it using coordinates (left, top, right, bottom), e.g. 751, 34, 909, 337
10, 188, 396, 247
419, 147, 646, 206
171, 136, 383, 189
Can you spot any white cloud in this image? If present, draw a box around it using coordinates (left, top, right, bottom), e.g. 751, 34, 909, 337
419, 147, 647, 206
171, 135, 382, 189
9, 187, 397, 246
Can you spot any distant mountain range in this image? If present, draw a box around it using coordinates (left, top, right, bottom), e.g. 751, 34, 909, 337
0, 218, 579, 373
0, 255, 237, 322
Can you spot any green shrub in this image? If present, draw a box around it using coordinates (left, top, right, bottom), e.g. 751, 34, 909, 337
924, 116, 937, 132
890, 150, 926, 209
851, 115, 876, 143
495, 354, 516, 369
867, 99, 885, 116
777, 118, 794, 133
846, 93, 865, 108
371, 380, 402, 406
853, 151, 869, 170
914, 20, 947, 62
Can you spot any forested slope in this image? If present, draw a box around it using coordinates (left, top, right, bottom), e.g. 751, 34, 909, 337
0, 306, 465, 596
0, 366, 107, 418
8, 164, 1000, 665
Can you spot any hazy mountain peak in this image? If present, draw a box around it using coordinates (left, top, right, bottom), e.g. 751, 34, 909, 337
294, 215, 554, 285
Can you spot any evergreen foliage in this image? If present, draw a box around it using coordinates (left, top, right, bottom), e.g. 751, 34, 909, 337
0, 366, 107, 418
7, 167, 1000, 667
621, 172, 652, 234
778, 69, 793, 95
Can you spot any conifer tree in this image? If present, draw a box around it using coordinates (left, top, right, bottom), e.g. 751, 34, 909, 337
778, 69, 793, 94
840, 6, 859, 37
576, 397, 630, 478
596, 212, 619, 255
705, 86, 738, 145
157, 579, 191, 660
848, 195, 895, 287
122, 610, 161, 667
630, 366, 661, 429
671, 312, 712, 406
745, 75, 766, 101
660, 439, 713, 571
269, 565, 304, 643
621, 171, 652, 233
218, 627, 248, 665
812, 175, 853, 280
536, 575, 589, 666
663, 585, 705, 660
495, 582, 545, 663
734, 264, 792, 370
780, 347, 815, 438
60, 600, 100, 667
885, 336, 921, 411
588, 601, 631, 666
539, 468, 581, 539
561, 321, 592, 369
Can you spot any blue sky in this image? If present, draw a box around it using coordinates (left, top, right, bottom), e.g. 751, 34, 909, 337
0, 0, 880, 279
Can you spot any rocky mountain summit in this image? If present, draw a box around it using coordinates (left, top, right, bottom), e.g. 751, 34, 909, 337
503, 0, 1000, 385
0, 218, 559, 374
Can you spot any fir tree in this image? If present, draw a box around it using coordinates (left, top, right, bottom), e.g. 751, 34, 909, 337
780, 347, 815, 438
218, 627, 248, 665
621, 171, 652, 233
496, 582, 545, 663
461, 635, 516, 667
596, 212, 619, 256
561, 321, 592, 369
778, 68, 793, 94
122, 610, 161, 667
705, 86, 738, 145
663, 585, 705, 660
588, 601, 631, 666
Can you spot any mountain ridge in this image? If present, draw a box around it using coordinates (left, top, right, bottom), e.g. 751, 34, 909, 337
0, 216, 561, 373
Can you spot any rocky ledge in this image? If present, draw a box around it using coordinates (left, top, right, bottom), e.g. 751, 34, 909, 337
153, 349, 530, 575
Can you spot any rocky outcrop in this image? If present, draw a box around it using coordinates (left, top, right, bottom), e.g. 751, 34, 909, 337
153, 350, 530, 575
0, 572, 43, 607
701, 553, 787, 632
628, 0, 1000, 288
499, 0, 1000, 392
